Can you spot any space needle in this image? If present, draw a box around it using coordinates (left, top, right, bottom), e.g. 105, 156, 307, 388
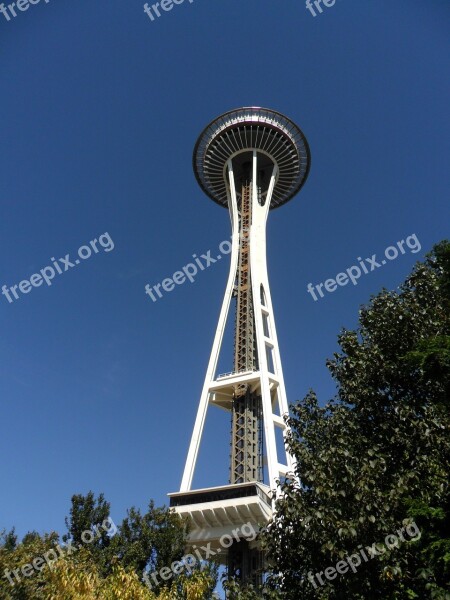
169, 107, 311, 587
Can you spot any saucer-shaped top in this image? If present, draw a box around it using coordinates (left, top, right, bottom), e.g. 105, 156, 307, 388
193, 107, 311, 209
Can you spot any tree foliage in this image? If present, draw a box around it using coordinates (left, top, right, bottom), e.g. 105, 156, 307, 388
108, 500, 187, 577
0, 493, 217, 599
262, 241, 450, 599
62, 490, 113, 574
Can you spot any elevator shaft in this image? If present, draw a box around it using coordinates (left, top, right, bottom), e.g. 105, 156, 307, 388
234, 182, 256, 378
230, 179, 263, 485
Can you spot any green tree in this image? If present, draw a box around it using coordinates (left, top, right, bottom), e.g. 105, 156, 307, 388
223, 576, 281, 599
0, 494, 218, 599
262, 241, 450, 599
107, 500, 187, 577
63, 491, 112, 561
0, 529, 60, 599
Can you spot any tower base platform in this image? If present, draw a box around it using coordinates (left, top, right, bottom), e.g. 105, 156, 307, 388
168, 482, 273, 559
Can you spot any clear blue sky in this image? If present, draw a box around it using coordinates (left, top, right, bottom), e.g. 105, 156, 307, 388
0, 0, 448, 539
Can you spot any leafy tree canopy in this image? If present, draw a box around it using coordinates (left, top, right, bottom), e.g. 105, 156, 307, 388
0, 492, 217, 599
262, 241, 450, 600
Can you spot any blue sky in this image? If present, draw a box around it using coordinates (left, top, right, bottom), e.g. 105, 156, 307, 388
0, 0, 448, 540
